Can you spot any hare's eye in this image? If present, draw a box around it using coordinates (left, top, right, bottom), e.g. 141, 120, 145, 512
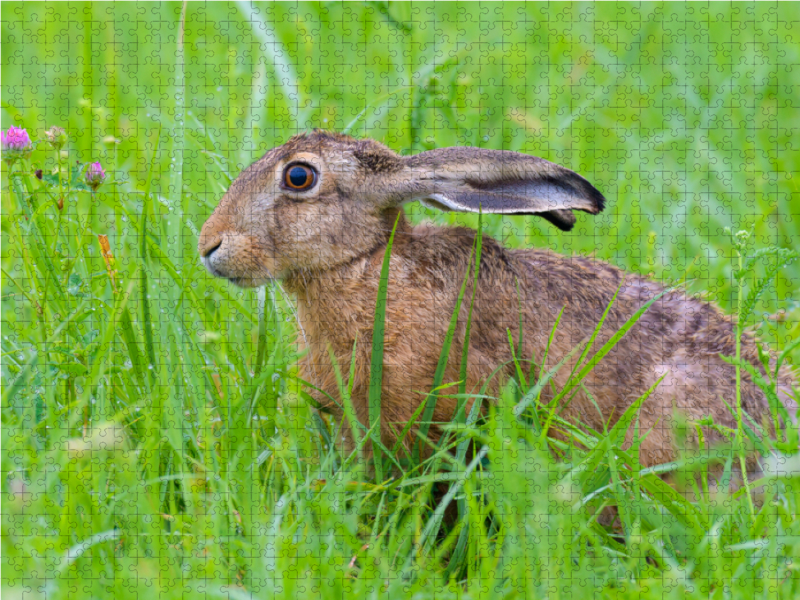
283, 164, 317, 191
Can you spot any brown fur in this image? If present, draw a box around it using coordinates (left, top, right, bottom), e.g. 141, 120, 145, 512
199, 131, 797, 468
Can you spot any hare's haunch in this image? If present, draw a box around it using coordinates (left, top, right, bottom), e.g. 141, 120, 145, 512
199, 131, 797, 467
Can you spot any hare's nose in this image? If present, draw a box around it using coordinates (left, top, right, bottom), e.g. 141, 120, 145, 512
200, 240, 222, 258
198, 236, 222, 258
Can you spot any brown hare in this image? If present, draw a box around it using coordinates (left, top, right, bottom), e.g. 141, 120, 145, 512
198, 130, 797, 468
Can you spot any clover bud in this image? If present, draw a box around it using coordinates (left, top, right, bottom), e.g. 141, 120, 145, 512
1, 126, 33, 165
85, 162, 106, 191
44, 126, 67, 150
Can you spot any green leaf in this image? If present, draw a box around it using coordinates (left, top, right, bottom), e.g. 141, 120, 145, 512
67, 273, 85, 297
40, 173, 63, 187
58, 361, 88, 377
68, 163, 93, 191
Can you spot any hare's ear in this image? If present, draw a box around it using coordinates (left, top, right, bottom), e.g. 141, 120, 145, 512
394, 147, 606, 231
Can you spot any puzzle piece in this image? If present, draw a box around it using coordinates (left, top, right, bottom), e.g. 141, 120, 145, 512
2, 3, 799, 598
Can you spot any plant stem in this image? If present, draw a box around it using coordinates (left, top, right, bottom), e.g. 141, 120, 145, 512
51, 147, 66, 255
8, 165, 50, 359
735, 245, 756, 521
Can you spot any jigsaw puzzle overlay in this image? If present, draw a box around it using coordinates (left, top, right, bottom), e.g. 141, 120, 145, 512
2, 3, 799, 598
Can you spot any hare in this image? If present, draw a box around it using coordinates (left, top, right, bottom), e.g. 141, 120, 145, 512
198, 131, 797, 468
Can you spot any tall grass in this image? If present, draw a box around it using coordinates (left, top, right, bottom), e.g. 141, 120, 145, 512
2, 2, 800, 598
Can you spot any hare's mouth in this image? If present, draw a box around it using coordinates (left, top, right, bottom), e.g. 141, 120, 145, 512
218, 272, 273, 289
227, 276, 249, 287
199, 231, 276, 287
209, 273, 261, 289
201, 254, 226, 280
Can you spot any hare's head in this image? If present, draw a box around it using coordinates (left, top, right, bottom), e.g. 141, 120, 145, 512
198, 131, 606, 287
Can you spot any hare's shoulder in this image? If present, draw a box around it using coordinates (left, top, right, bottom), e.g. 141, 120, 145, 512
397, 223, 511, 280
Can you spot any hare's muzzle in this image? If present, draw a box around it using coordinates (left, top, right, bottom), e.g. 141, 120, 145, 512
198, 209, 236, 278
198, 232, 225, 278
198, 216, 274, 288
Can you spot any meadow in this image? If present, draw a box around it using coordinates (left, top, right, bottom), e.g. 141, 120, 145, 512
2, 2, 800, 598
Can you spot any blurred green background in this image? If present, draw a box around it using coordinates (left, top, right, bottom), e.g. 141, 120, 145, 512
3, 2, 798, 323
2, 2, 800, 597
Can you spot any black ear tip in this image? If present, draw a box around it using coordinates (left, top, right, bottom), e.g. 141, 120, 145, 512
557, 220, 575, 232
590, 187, 607, 213
561, 169, 607, 215
539, 210, 577, 231
573, 176, 606, 214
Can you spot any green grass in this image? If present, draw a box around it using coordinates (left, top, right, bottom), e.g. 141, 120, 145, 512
3, 2, 800, 598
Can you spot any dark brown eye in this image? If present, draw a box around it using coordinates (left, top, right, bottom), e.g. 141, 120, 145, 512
283, 164, 316, 190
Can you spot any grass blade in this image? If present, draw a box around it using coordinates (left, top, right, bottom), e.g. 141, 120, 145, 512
368, 212, 403, 480
457, 211, 483, 410
253, 286, 269, 378
415, 238, 475, 462
551, 286, 672, 409
140, 129, 161, 373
